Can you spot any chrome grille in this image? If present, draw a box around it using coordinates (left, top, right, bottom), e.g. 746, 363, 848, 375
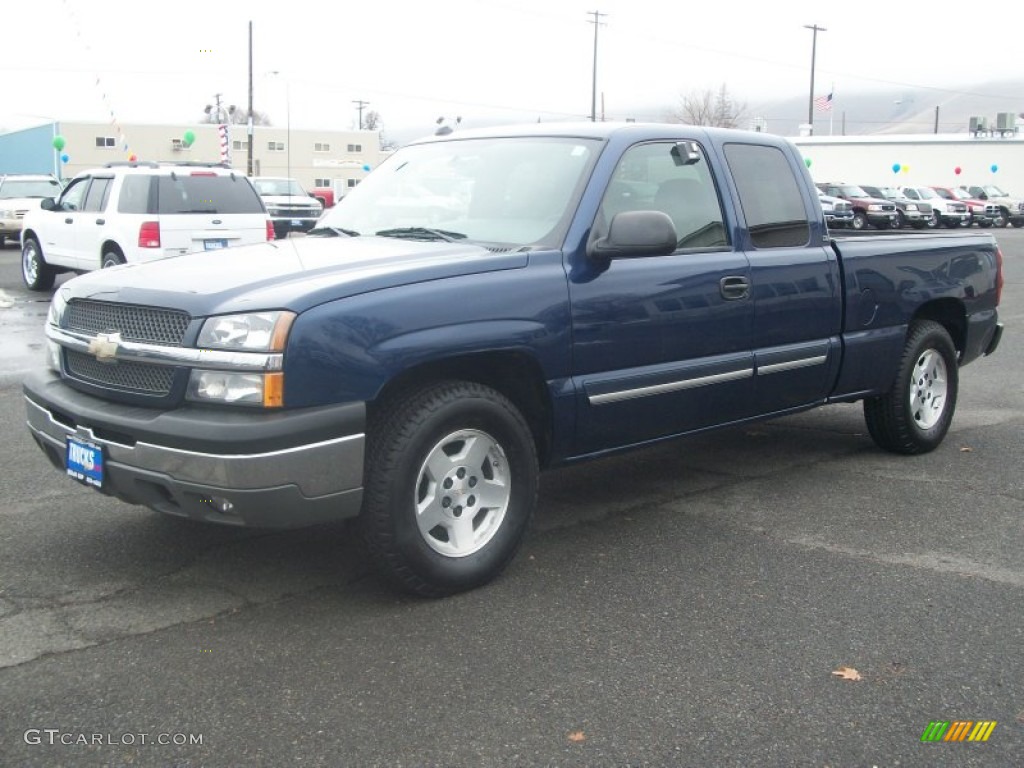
66, 300, 190, 346
66, 350, 175, 395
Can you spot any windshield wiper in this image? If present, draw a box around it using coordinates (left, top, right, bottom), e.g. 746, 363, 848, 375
375, 227, 467, 242
308, 226, 360, 237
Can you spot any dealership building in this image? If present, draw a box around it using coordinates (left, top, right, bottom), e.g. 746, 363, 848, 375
0, 120, 386, 197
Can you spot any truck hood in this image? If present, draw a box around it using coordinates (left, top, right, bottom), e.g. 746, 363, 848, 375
57, 235, 529, 317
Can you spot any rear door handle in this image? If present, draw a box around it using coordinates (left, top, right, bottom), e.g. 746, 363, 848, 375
95, 218, 105, 225
720, 276, 750, 300
64, 218, 73, 224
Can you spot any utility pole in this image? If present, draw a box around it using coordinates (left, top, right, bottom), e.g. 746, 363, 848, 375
804, 24, 826, 136
587, 10, 606, 123
247, 20, 254, 176
934, 105, 940, 134
353, 100, 370, 130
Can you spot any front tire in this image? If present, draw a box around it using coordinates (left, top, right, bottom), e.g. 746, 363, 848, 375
851, 211, 868, 231
360, 381, 539, 597
863, 320, 959, 455
22, 237, 56, 291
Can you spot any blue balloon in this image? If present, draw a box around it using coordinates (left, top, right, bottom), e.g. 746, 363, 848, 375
991, 164, 999, 173
61, 153, 70, 163
362, 164, 371, 172
891, 163, 901, 173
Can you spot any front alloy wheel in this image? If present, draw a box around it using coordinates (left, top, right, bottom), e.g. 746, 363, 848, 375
361, 380, 539, 596
22, 238, 56, 291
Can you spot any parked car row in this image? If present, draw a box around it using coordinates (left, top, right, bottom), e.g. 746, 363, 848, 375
816, 181, 1024, 230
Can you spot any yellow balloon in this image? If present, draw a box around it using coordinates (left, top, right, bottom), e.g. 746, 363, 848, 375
901, 165, 909, 173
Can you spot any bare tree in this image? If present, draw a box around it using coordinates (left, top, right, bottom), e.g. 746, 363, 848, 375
363, 110, 382, 131
200, 106, 272, 126
667, 84, 747, 128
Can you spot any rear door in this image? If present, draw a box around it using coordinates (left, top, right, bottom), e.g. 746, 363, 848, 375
157, 172, 267, 255
721, 142, 842, 413
75, 175, 114, 268
569, 139, 755, 454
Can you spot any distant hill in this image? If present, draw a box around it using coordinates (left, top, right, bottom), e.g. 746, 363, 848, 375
744, 79, 1024, 137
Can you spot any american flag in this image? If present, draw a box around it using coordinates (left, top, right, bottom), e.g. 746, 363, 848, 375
814, 92, 833, 112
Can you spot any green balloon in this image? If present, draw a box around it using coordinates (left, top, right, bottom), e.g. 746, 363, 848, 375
183, 130, 196, 146
52, 135, 66, 151
804, 157, 812, 168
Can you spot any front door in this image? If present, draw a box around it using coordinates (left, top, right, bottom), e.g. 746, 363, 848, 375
569, 139, 754, 455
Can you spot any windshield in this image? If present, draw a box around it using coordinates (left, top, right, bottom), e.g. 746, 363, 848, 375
317, 136, 600, 248
0, 179, 62, 199
878, 186, 901, 198
253, 178, 308, 197
837, 185, 869, 198
982, 185, 1007, 196
915, 187, 940, 199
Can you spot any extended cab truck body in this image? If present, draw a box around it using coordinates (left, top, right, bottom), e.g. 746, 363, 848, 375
24, 124, 1004, 597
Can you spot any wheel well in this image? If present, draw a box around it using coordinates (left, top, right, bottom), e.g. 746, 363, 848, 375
102, 241, 124, 257
370, 352, 554, 466
913, 299, 966, 356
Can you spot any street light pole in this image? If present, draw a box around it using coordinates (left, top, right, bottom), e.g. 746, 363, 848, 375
587, 10, 606, 122
804, 24, 826, 136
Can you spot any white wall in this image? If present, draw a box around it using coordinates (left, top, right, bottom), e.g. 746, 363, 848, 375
792, 134, 1024, 194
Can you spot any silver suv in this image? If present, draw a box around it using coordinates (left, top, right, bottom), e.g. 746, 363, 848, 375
0, 174, 63, 248
21, 162, 273, 290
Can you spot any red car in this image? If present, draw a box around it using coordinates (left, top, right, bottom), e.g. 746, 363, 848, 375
931, 186, 999, 227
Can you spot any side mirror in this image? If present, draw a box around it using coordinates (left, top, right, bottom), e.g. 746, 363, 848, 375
40, 197, 57, 211
588, 210, 678, 259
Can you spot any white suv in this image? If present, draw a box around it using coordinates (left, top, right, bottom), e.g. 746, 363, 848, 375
20, 162, 273, 290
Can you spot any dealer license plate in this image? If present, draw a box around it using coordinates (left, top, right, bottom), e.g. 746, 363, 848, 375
204, 239, 228, 250
66, 436, 104, 489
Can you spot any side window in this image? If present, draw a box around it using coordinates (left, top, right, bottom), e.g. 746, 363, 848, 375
83, 178, 112, 212
597, 141, 728, 251
723, 143, 809, 248
117, 176, 154, 214
59, 178, 90, 212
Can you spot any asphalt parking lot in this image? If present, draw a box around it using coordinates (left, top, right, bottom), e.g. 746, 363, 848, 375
0, 231, 1021, 767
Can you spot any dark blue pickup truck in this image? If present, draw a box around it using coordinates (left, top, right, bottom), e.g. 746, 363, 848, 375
24, 123, 1004, 596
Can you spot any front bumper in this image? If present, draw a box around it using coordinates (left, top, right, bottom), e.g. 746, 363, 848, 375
24, 370, 366, 528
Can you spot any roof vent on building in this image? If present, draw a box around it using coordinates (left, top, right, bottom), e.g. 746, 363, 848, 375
995, 113, 1018, 136
969, 116, 989, 136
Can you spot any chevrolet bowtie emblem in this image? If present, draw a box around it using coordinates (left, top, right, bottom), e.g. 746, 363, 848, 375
87, 331, 122, 363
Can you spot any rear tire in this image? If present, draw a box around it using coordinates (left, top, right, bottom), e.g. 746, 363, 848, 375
863, 320, 958, 455
22, 237, 56, 291
101, 248, 126, 269
360, 380, 539, 597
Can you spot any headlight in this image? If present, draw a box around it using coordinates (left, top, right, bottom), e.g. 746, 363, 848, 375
197, 311, 295, 352
867, 204, 882, 212
45, 290, 68, 371
187, 371, 284, 407
905, 204, 918, 212
0, 208, 15, 219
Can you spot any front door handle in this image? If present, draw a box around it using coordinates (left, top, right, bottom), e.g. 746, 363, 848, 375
64, 218, 73, 224
95, 218, 105, 225
720, 276, 750, 300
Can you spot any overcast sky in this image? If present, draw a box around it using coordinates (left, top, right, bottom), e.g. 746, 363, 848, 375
6, 0, 1022, 139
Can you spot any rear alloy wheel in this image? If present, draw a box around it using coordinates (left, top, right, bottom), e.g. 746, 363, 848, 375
863, 320, 958, 455
22, 237, 56, 291
361, 380, 539, 597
